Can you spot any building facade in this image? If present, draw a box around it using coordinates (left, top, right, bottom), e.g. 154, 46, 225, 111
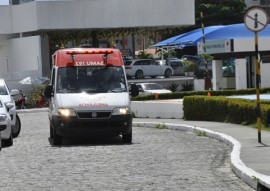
245, 0, 270, 14
0, 0, 195, 89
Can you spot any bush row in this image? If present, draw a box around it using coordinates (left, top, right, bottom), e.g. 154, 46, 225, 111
183, 96, 270, 127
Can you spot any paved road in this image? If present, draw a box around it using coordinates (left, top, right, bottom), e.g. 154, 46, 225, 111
0, 112, 254, 191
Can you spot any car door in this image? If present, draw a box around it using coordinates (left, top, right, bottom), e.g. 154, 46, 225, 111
141, 60, 153, 77
150, 60, 162, 76
170, 60, 184, 76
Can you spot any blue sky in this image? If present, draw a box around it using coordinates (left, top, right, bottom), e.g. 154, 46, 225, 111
0, 0, 9, 5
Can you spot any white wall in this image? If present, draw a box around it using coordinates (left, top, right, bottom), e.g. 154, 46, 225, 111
212, 60, 223, 90
5, 36, 43, 89
261, 62, 270, 87
0, 7, 12, 34
235, 58, 247, 89
0, 0, 195, 34
234, 37, 270, 52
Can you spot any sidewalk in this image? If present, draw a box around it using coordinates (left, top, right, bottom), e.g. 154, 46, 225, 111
132, 100, 270, 190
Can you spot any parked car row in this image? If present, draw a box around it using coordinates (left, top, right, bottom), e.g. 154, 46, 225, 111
124, 59, 173, 79
124, 56, 212, 79
0, 79, 21, 150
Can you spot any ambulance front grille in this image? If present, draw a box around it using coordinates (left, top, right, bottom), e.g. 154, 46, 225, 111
77, 111, 111, 119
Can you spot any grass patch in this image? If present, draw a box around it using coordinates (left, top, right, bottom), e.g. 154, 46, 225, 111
154, 124, 167, 129
249, 123, 270, 132
196, 131, 206, 137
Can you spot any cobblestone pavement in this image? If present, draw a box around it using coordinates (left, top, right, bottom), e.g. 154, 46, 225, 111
0, 112, 254, 191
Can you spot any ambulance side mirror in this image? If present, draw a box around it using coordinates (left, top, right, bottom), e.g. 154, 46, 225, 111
44, 85, 53, 98
130, 83, 139, 97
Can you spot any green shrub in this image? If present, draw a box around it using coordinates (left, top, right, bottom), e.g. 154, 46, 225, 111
166, 82, 179, 92
183, 95, 270, 128
181, 82, 194, 91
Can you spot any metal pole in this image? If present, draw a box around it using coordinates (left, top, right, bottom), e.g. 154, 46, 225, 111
200, 12, 211, 90
255, 31, 262, 143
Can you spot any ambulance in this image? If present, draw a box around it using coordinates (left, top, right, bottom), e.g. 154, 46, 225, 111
44, 48, 138, 145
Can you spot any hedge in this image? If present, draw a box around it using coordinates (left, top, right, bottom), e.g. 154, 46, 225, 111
183, 96, 270, 127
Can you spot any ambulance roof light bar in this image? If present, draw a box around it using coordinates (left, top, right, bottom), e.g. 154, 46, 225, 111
66, 50, 114, 55
66, 49, 114, 65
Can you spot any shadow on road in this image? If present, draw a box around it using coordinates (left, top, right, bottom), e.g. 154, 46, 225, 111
48, 136, 132, 147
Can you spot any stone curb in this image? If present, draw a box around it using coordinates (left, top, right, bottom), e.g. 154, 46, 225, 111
133, 122, 270, 190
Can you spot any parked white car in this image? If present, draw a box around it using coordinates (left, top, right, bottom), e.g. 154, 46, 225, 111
124, 59, 173, 79
136, 83, 172, 96
156, 59, 185, 76
0, 99, 14, 149
0, 79, 21, 138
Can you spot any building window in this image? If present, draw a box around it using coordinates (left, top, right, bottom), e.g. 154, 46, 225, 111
223, 58, 235, 77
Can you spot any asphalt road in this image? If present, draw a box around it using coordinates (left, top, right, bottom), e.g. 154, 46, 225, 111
0, 111, 254, 191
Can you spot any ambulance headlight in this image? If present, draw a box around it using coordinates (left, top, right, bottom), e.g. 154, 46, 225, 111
112, 107, 130, 115
57, 108, 76, 117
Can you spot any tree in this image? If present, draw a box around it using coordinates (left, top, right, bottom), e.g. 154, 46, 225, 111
169, 0, 246, 35
194, 0, 246, 30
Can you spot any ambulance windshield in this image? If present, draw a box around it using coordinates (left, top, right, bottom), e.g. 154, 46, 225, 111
56, 66, 127, 93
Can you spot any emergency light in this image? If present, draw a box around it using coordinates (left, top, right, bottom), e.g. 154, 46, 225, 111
66, 50, 114, 55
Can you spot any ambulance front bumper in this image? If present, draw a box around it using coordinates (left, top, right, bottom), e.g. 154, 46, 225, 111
52, 114, 132, 138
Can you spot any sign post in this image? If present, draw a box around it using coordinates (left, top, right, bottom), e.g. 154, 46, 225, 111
244, 6, 269, 143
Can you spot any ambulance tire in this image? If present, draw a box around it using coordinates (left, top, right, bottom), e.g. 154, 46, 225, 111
53, 127, 62, 145
122, 130, 132, 143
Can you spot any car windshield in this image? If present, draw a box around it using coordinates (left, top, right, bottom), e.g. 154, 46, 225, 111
56, 66, 127, 93
0, 83, 8, 95
143, 84, 163, 90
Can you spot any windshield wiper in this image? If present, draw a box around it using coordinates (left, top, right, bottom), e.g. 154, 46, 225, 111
110, 88, 127, 93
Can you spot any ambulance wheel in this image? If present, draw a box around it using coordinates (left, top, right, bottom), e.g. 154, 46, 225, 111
53, 127, 62, 145
122, 130, 132, 143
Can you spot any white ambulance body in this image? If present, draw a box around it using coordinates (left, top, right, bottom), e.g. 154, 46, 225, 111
44, 48, 137, 145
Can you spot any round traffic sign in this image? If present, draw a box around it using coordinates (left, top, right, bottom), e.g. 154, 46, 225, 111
244, 6, 269, 32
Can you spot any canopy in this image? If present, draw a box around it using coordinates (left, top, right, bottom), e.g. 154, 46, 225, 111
151, 23, 270, 48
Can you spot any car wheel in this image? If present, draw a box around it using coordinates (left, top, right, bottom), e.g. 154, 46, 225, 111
53, 126, 62, 145
135, 70, 143, 79
0, 134, 2, 151
3, 132, 13, 147
122, 130, 132, 143
12, 114, 21, 138
50, 125, 53, 138
164, 69, 172, 78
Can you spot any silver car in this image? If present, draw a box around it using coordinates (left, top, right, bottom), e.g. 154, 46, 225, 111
0, 99, 14, 149
0, 79, 21, 138
124, 59, 173, 79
